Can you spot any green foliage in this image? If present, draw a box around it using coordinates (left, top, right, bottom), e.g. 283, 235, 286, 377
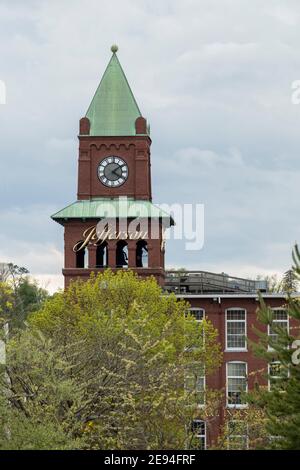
0, 264, 49, 329
0, 396, 82, 450
14, 277, 49, 326
0, 281, 13, 326
1, 270, 222, 450
282, 268, 299, 293
0, 330, 83, 449
215, 407, 269, 450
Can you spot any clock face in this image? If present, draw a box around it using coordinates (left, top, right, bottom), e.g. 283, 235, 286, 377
97, 156, 128, 187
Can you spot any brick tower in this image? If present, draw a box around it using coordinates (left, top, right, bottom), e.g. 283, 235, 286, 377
52, 45, 172, 287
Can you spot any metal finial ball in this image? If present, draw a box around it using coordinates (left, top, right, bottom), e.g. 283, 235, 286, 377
111, 44, 118, 53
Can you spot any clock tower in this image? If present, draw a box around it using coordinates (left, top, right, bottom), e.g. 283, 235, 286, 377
52, 46, 172, 287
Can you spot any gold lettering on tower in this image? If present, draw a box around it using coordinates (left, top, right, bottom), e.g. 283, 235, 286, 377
73, 225, 148, 252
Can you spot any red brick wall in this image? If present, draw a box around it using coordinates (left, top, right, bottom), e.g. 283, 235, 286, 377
62, 219, 165, 287
77, 135, 152, 201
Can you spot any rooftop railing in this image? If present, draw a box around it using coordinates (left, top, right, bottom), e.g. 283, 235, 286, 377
164, 270, 268, 294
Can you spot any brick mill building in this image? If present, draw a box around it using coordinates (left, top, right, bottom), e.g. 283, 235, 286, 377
52, 46, 293, 449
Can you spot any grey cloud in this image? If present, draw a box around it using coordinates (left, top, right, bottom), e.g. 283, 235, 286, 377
0, 0, 300, 290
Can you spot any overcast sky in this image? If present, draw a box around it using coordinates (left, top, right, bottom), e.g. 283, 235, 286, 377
1, 0, 300, 292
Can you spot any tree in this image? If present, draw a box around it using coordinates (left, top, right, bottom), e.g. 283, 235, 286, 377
282, 268, 299, 293
0, 270, 222, 450
14, 277, 49, 327
0, 281, 13, 325
215, 405, 270, 450
0, 264, 48, 330
255, 267, 299, 294
247, 245, 300, 449
0, 330, 84, 450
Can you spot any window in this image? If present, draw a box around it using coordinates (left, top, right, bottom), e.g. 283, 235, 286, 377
268, 361, 289, 391
268, 309, 289, 349
185, 366, 205, 406
226, 309, 247, 350
227, 420, 248, 450
226, 362, 247, 407
188, 308, 205, 322
190, 420, 206, 450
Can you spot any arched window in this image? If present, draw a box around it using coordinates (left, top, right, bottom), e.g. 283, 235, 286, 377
136, 240, 148, 268
76, 243, 88, 268
226, 362, 248, 408
225, 308, 247, 351
116, 241, 128, 268
96, 242, 108, 268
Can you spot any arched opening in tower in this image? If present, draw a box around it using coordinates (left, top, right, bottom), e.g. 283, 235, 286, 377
136, 240, 148, 268
76, 243, 88, 268
96, 242, 108, 268
116, 240, 128, 268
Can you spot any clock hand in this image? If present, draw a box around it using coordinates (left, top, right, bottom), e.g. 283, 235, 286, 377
106, 165, 119, 178
112, 167, 123, 177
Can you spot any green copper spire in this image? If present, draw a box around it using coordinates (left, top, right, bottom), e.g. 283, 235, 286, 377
85, 45, 145, 136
